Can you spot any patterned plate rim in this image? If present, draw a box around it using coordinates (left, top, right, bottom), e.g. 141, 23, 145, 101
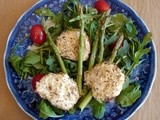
3, 0, 157, 119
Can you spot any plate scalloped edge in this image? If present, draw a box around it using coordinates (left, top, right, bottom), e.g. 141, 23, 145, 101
3, 0, 157, 120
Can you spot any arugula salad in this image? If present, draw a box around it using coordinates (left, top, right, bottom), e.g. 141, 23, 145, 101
9, 0, 152, 119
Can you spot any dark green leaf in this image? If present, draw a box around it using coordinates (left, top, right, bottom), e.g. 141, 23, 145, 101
89, 20, 98, 41
89, 99, 105, 119
35, 7, 55, 17
22, 67, 30, 73
39, 111, 48, 119
125, 22, 137, 40
125, 23, 132, 33
122, 77, 130, 90
68, 108, 76, 114
104, 34, 118, 45
134, 48, 151, 63
37, 100, 64, 119
33, 63, 44, 69
141, 32, 152, 48
46, 55, 55, 72
116, 83, 142, 107
9, 55, 23, 76
108, 13, 129, 32
118, 40, 129, 57
24, 51, 40, 65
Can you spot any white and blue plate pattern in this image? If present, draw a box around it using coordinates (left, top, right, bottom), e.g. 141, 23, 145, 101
4, 0, 157, 120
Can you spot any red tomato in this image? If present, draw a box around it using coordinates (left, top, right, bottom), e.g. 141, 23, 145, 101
95, 0, 110, 13
32, 74, 44, 91
30, 24, 46, 45
109, 41, 123, 51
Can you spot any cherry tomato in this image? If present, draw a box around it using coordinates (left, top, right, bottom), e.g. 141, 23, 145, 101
30, 24, 46, 45
32, 74, 45, 91
95, 0, 110, 13
109, 41, 124, 51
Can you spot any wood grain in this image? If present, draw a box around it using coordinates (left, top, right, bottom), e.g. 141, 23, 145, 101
0, 0, 159, 120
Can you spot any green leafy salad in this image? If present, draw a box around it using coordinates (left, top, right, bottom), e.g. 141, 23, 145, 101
9, 0, 152, 119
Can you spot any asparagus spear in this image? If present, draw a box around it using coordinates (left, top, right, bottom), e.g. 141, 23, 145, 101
88, 30, 99, 69
77, 5, 85, 95
79, 12, 111, 110
79, 34, 124, 111
109, 35, 124, 63
45, 31, 67, 74
98, 10, 111, 63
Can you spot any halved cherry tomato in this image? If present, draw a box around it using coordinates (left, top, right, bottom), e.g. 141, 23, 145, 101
30, 24, 46, 45
95, 0, 110, 13
32, 74, 45, 91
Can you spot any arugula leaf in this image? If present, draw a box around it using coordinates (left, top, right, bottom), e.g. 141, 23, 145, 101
46, 55, 55, 71
45, 55, 60, 73
39, 112, 48, 119
125, 22, 133, 33
33, 63, 44, 69
116, 83, 142, 107
35, 7, 55, 17
140, 32, 152, 49
37, 100, 64, 119
108, 13, 129, 33
9, 55, 23, 76
89, 99, 105, 119
89, 20, 98, 42
104, 34, 119, 45
122, 77, 130, 90
63, 0, 80, 29
118, 40, 129, 57
24, 51, 40, 65
126, 32, 152, 75
64, 59, 77, 73
124, 21, 137, 40
119, 56, 132, 73
134, 48, 150, 63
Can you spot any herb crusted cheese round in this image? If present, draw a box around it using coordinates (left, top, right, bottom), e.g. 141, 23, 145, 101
56, 29, 90, 61
84, 61, 125, 102
36, 73, 80, 111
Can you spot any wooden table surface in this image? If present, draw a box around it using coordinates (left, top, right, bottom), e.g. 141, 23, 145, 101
0, 0, 159, 120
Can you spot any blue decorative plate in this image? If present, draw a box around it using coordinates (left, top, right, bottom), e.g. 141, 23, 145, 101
4, 0, 157, 120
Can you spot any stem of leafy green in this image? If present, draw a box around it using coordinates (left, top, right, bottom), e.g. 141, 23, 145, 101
40, 48, 43, 65
125, 62, 136, 76
69, 14, 101, 23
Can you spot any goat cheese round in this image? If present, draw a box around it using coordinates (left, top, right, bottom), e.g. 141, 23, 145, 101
84, 61, 125, 102
36, 73, 80, 111
56, 29, 90, 61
